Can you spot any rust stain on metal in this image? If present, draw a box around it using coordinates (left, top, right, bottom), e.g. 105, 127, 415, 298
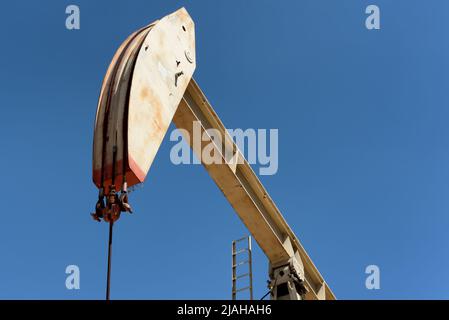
140, 87, 150, 100
139, 86, 164, 136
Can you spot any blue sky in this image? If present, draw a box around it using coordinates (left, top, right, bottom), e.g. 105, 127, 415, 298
0, 0, 448, 299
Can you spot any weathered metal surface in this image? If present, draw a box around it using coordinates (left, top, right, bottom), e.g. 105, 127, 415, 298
93, 25, 151, 190
127, 8, 195, 186
93, 8, 195, 191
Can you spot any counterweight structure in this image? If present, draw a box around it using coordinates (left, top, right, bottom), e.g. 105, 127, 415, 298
91, 8, 335, 300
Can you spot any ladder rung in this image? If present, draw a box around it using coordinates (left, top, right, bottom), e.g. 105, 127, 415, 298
232, 261, 249, 267
233, 286, 251, 293
232, 249, 248, 255
233, 273, 250, 280
233, 236, 249, 243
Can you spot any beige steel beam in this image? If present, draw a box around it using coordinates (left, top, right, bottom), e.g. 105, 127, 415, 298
173, 79, 335, 300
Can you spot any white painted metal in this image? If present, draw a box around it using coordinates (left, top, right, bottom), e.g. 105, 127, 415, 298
93, 8, 195, 191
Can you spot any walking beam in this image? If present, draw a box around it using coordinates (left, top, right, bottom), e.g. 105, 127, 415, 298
173, 79, 335, 300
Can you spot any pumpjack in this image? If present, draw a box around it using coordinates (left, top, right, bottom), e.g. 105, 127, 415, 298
91, 8, 335, 300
